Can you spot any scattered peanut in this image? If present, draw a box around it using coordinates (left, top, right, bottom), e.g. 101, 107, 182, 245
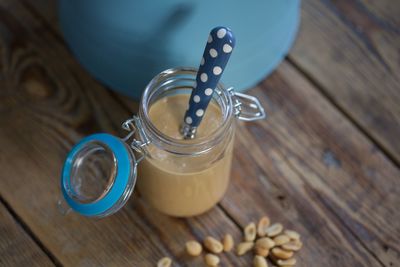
255, 237, 275, 250
253, 255, 269, 267
254, 246, 269, 257
185, 240, 202, 256
277, 258, 297, 266
222, 234, 234, 252
205, 253, 220, 266
284, 230, 300, 241
244, 222, 257, 241
204, 236, 224, 254
257, 216, 270, 237
236, 241, 254, 256
157, 257, 172, 267
166, 215, 302, 266
271, 247, 294, 260
265, 223, 283, 237
273, 234, 291, 246
281, 240, 303, 251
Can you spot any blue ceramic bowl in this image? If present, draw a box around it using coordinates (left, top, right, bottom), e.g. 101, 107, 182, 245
59, 0, 300, 99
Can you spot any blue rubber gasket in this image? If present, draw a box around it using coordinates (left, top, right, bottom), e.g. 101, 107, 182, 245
61, 133, 131, 217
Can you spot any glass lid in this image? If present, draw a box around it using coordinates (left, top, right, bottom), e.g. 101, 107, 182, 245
61, 133, 137, 217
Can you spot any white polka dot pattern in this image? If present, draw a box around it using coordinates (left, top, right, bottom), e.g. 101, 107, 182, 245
193, 95, 200, 103
205, 88, 213, 96
200, 73, 208, 82
217, 28, 227, 38
184, 26, 235, 129
223, 44, 233, 53
209, 48, 218, 58
213, 66, 222, 75
196, 109, 204, 117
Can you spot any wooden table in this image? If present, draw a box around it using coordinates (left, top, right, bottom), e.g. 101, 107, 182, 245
1, 1, 399, 266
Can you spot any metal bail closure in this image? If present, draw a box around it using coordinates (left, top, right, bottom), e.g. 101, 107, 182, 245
61, 130, 141, 217
228, 87, 266, 121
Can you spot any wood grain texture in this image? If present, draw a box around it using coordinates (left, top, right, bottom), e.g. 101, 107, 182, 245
359, 0, 400, 28
0, 202, 55, 267
222, 62, 400, 266
289, 0, 400, 163
0, 1, 249, 266
327, 0, 400, 79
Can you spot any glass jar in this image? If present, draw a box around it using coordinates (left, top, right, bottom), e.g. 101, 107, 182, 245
59, 67, 265, 218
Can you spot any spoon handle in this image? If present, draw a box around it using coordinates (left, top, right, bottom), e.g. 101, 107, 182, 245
182, 26, 236, 139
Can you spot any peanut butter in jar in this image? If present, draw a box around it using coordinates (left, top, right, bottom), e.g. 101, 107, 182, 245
138, 94, 234, 217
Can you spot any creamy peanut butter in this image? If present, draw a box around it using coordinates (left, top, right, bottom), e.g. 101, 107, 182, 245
137, 95, 234, 217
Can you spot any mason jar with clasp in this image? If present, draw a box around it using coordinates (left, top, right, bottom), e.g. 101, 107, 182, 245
59, 67, 265, 218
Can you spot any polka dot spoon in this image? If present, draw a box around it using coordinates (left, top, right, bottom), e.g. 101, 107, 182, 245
181, 26, 236, 139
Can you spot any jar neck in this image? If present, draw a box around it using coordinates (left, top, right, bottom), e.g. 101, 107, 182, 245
138, 67, 234, 155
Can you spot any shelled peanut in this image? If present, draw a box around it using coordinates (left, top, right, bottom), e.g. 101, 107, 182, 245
244, 222, 257, 241
253, 255, 269, 267
236, 241, 254, 256
157, 257, 172, 267
205, 253, 220, 266
222, 234, 234, 252
257, 216, 270, 237
185, 240, 202, 256
204, 236, 224, 254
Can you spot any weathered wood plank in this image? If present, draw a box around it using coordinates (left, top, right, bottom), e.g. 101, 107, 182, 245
221, 62, 399, 266
327, 0, 400, 78
358, 0, 400, 28
289, 0, 400, 163
24, 0, 57, 26
0, 202, 55, 267
0, 1, 249, 266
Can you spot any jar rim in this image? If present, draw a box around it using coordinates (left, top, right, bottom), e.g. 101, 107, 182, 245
139, 67, 234, 155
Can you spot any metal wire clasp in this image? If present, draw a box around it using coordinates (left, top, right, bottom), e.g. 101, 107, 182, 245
228, 87, 266, 121
121, 116, 149, 163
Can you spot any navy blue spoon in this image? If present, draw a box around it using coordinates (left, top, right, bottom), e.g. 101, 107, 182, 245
181, 26, 236, 139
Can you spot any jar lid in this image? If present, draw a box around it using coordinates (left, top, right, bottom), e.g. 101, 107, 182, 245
61, 133, 137, 217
